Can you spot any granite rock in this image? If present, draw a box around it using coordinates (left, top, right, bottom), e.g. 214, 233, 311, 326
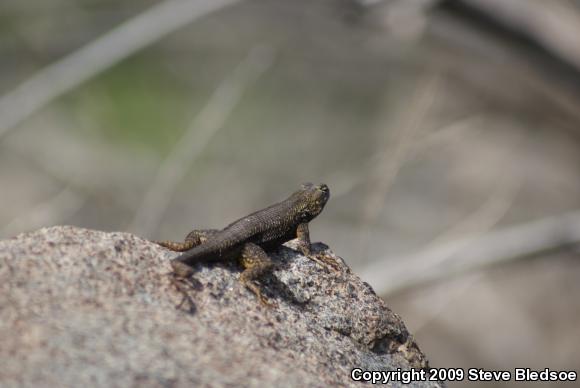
0, 226, 442, 387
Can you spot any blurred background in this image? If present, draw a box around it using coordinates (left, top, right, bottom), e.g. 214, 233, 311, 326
1, 0, 579, 385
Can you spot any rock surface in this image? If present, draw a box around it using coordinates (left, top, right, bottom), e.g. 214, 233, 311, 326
0, 226, 441, 387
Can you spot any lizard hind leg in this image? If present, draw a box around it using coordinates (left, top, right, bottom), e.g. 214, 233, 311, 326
154, 229, 220, 252
239, 243, 276, 307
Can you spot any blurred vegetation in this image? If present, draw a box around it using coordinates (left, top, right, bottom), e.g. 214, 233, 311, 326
67, 56, 190, 152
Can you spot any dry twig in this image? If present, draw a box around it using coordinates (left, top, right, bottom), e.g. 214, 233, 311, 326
359, 199, 580, 297
360, 131, 526, 295
129, 47, 275, 236
357, 74, 441, 260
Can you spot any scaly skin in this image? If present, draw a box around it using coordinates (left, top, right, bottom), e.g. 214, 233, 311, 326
155, 183, 337, 306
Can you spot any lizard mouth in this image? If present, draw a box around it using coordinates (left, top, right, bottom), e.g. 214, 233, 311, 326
316, 184, 330, 197
318, 184, 329, 195
314, 184, 330, 207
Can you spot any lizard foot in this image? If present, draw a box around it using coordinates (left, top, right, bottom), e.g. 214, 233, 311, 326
308, 252, 342, 272
242, 279, 277, 308
258, 294, 278, 309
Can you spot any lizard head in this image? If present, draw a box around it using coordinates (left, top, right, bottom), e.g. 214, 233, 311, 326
295, 182, 330, 220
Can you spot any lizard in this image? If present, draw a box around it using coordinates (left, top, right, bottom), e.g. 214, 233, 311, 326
155, 183, 337, 306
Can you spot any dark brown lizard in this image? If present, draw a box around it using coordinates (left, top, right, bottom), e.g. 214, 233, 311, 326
155, 183, 337, 306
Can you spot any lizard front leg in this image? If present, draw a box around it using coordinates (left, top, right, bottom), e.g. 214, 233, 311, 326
154, 229, 219, 252
296, 223, 313, 256
296, 223, 340, 271
239, 242, 276, 307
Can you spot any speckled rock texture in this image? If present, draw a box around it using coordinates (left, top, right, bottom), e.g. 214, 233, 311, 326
0, 226, 441, 387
